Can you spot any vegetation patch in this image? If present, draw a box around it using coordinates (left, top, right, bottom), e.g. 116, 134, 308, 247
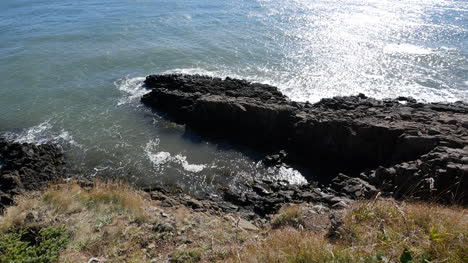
1, 182, 466, 263
0, 226, 69, 263
169, 250, 202, 263
231, 201, 467, 263
271, 205, 304, 229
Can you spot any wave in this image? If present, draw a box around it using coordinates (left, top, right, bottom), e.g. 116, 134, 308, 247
162, 67, 468, 104
114, 76, 148, 106
144, 139, 210, 173
2, 120, 80, 147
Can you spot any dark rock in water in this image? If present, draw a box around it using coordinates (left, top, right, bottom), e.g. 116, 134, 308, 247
142, 74, 296, 149
142, 74, 468, 204
0, 138, 65, 211
262, 150, 288, 167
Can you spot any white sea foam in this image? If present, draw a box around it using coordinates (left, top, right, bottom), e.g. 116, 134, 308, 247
3, 120, 80, 147
162, 68, 217, 77
269, 166, 307, 185
162, 67, 468, 104
10, 120, 52, 144
173, 154, 207, 173
144, 139, 208, 173
144, 139, 165, 167
90, 166, 111, 177
161, 68, 278, 89
115, 76, 148, 106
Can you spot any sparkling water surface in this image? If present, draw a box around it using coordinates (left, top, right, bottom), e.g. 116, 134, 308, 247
1, 0, 467, 194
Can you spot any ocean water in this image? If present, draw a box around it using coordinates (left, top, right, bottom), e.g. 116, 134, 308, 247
1, 0, 467, 193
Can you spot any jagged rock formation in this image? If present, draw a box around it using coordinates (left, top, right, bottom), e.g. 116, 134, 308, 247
142, 74, 468, 204
0, 138, 65, 210
362, 146, 468, 203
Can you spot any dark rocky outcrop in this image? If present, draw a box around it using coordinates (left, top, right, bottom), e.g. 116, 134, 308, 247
361, 146, 468, 203
0, 138, 65, 210
142, 74, 468, 204
144, 178, 350, 218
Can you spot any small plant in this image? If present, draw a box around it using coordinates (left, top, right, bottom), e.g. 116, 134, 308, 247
161, 181, 184, 194
364, 250, 386, 262
271, 206, 304, 229
400, 248, 412, 263
0, 226, 69, 263
428, 226, 446, 243
169, 250, 202, 263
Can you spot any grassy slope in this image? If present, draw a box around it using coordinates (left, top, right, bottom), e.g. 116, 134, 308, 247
0, 182, 466, 263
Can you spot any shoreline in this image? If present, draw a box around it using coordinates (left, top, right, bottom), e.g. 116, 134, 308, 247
1, 74, 467, 213
141, 74, 468, 205
0, 76, 467, 261
1, 178, 466, 262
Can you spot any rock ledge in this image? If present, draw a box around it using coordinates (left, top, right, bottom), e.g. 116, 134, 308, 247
142, 74, 468, 204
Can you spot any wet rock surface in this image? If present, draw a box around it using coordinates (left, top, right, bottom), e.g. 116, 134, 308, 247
0, 138, 65, 210
142, 74, 468, 205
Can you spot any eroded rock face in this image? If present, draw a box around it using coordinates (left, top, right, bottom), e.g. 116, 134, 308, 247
362, 146, 468, 204
0, 138, 65, 210
142, 74, 296, 148
142, 74, 468, 204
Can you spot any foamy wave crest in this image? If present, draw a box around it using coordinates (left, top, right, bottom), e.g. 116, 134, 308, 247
162, 67, 276, 85
162, 68, 217, 77
162, 67, 468, 105
115, 76, 148, 106
172, 154, 207, 173
144, 139, 208, 173
3, 120, 80, 146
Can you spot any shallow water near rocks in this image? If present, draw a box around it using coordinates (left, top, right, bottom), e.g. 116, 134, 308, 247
0, 0, 467, 195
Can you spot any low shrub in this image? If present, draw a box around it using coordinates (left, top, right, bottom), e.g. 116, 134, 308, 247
271, 206, 304, 229
0, 226, 69, 263
169, 250, 202, 263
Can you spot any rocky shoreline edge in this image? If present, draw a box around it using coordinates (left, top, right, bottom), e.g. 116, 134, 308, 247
141, 74, 468, 207
1, 74, 467, 215
0, 138, 65, 210
1, 75, 467, 262
1, 78, 467, 262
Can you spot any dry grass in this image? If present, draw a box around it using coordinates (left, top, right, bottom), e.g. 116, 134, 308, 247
341, 200, 467, 262
271, 205, 304, 229
1, 181, 150, 232
229, 200, 467, 263
227, 229, 354, 263
43, 181, 149, 221
0, 181, 158, 262
0, 181, 260, 262
1, 182, 466, 263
